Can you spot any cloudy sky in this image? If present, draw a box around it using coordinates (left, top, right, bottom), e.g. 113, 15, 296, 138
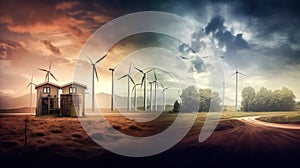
1, 0, 300, 108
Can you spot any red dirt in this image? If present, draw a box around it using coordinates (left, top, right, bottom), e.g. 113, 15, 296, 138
0, 115, 299, 168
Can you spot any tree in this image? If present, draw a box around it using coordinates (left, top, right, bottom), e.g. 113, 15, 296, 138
198, 89, 211, 112
252, 87, 272, 111
241, 86, 255, 112
244, 86, 296, 111
172, 100, 180, 112
198, 89, 221, 112
273, 87, 295, 111
180, 86, 200, 112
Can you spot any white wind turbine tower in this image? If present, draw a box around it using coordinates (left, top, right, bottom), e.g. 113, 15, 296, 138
26, 75, 35, 111
39, 61, 58, 82
109, 64, 119, 111
149, 80, 155, 111
160, 82, 169, 111
229, 65, 248, 111
132, 82, 141, 111
118, 64, 134, 111
152, 71, 159, 111
134, 67, 155, 111
86, 54, 107, 111
149, 71, 159, 111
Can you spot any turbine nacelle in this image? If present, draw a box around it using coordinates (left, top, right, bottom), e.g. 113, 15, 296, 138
38, 61, 58, 82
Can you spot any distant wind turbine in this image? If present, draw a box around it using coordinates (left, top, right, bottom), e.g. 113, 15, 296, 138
26, 75, 35, 111
86, 54, 107, 111
160, 82, 169, 111
134, 67, 155, 111
118, 63, 134, 111
132, 82, 142, 111
109, 64, 119, 111
149, 70, 159, 111
229, 65, 248, 111
39, 61, 58, 82
149, 81, 155, 111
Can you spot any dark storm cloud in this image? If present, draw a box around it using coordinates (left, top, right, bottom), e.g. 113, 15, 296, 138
204, 15, 249, 52
205, 16, 226, 35
229, 0, 300, 44
191, 56, 205, 73
41, 40, 61, 56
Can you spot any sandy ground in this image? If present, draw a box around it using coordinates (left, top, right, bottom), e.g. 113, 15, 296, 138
236, 116, 300, 129
0, 114, 299, 168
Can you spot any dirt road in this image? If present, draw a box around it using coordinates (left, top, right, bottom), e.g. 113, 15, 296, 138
165, 117, 300, 167
236, 116, 300, 129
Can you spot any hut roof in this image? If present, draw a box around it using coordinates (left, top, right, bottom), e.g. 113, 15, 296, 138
35, 82, 61, 89
60, 82, 87, 89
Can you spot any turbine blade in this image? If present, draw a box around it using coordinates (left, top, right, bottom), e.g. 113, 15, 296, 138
95, 54, 107, 64
146, 68, 155, 73
180, 56, 189, 59
153, 71, 157, 80
239, 72, 248, 77
229, 72, 236, 78
50, 72, 58, 82
45, 73, 48, 82
128, 75, 135, 84
235, 64, 237, 71
117, 74, 127, 80
113, 63, 119, 69
39, 68, 48, 72
160, 82, 164, 88
134, 67, 144, 73
49, 61, 52, 70
94, 67, 99, 81
132, 85, 136, 93
141, 76, 145, 88
86, 55, 93, 64
129, 62, 132, 74
31, 75, 33, 82
26, 83, 31, 88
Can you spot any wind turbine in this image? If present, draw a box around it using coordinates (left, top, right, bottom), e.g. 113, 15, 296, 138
26, 75, 35, 111
134, 67, 155, 111
160, 82, 169, 111
132, 82, 142, 111
86, 54, 107, 111
149, 81, 155, 111
109, 64, 119, 111
118, 64, 134, 111
153, 71, 159, 111
229, 65, 248, 111
149, 70, 159, 111
39, 61, 58, 82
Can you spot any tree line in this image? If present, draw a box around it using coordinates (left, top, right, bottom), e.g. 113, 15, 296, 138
241, 86, 296, 111
178, 86, 221, 112
176, 85, 296, 112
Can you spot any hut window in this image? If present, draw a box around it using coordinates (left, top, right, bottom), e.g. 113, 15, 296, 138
43, 87, 50, 94
69, 87, 77, 94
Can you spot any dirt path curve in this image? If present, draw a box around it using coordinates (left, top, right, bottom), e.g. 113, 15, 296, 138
235, 116, 300, 129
